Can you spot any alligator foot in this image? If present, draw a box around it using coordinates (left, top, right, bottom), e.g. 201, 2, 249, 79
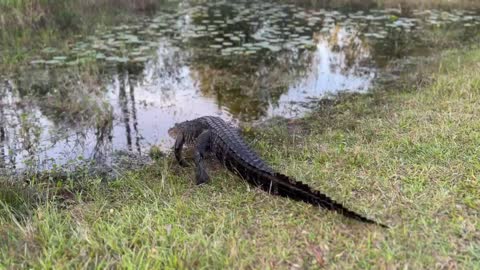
195, 171, 210, 185
179, 159, 189, 167
174, 134, 190, 167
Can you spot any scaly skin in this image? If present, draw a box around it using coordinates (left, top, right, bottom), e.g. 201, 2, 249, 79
168, 116, 388, 228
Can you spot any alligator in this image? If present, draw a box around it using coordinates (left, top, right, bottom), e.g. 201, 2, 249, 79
168, 116, 387, 227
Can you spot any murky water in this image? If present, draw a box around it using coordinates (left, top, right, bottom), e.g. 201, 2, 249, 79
1, 1, 480, 174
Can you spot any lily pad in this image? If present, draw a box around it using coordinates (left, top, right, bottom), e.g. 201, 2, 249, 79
209, 44, 223, 49
265, 45, 281, 52
66, 60, 80, 66
52, 56, 68, 61
132, 56, 149, 62
95, 53, 106, 60
106, 56, 129, 63
30, 60, 46, 65
45, 60, 63, 65
42, 47, 58, 53
364, 33, 386, 39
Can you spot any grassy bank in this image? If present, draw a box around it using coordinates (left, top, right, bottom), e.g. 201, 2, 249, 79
0, 0, 163, 29
1, 47, 479, 268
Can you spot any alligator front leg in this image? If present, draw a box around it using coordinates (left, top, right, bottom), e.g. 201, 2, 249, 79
174, 134, 188, 167
194, 130, 211, 185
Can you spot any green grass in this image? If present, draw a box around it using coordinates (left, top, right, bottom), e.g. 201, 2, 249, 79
1, 48, 480, 269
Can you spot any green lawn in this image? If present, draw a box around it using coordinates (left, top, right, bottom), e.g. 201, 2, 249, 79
1, 49, 480, 269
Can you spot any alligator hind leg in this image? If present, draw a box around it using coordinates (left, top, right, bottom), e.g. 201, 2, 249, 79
194, 130, 211, 185
174, 134, 188, 167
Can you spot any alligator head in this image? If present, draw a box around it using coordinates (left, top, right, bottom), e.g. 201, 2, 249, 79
168, 123, 181, 139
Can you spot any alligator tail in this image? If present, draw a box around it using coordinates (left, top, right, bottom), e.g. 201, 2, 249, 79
262, 171, 388, 228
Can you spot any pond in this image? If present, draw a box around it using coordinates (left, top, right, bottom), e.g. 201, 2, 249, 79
1, 0, 480, 175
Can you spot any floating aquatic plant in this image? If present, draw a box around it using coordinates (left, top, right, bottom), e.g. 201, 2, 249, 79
28, 1, 480, 66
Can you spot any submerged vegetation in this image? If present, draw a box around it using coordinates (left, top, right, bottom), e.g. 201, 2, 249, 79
1, 47, 479, 268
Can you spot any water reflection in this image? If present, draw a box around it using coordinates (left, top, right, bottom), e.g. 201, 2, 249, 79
270, 26, 374, 116
1, 1, 480, 173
